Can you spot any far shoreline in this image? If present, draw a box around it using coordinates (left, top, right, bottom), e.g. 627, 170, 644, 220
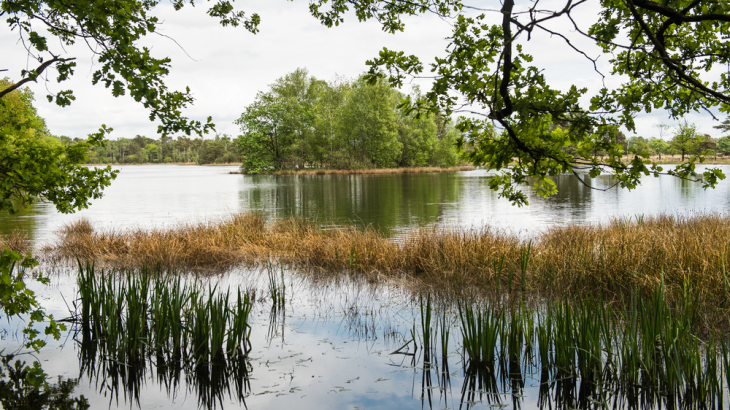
228, 166, 476, 175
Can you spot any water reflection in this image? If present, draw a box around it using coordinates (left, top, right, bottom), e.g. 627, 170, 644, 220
242, 173, 462, 232
77, 332, 251, 409
3, 267, 728, 410
0, 356, 89, 409
3, 165, 730, 244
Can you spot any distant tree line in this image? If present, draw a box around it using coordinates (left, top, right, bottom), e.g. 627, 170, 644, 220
81, 134, 240, 165
621, 121, 727, 161
235, 69, 462, 173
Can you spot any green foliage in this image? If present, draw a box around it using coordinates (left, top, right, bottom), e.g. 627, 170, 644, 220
627, 136, 650, 158
235, 69, 461, 171
715, 116, 730, 135
80, 133, 239, 165
0, 80, 117, 214
718, 136, 730, 156
648, 138, 668, 159
2, 0, 261, 136
670, 122, 702, 161
339, 78, 403, 168
349, 0, 729, 204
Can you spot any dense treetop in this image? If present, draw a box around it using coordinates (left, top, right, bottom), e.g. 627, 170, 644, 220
235, 69, 461, 173
0, 79, 116, 213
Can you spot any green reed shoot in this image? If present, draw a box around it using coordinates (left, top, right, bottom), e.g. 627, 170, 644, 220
439, 308, 449, 362
267, 262, 285, 312
505, 304, 524, 363
75, 264, 254, 367
535, 302, 553, 371
419, 292, 433, 353
458, 301, 501, 366
227, 290, 252, 356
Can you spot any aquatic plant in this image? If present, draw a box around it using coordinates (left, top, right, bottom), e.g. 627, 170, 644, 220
458, 301, 501, 367
74, 264, 253, 368
50, 212, 730, 331
267, 261, 285, 312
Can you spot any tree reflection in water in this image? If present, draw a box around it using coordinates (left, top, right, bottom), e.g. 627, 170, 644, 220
0, 356, 89, 409
77, 332, 251, 409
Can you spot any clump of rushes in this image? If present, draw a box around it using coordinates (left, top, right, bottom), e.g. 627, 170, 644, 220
74, 263, 253, 368
454, 278, 726, 407
458, 301, 501, 367
51, 212, 730, 332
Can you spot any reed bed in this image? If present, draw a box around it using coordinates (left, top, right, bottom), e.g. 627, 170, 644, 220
49, 212, 730, 330
398, 280, 726, 408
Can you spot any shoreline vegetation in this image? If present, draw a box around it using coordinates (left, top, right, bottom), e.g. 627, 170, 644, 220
83, 162, 242, 166
228, 165, 475, 175
82, 155, 730, 168
39, 212, 730, 333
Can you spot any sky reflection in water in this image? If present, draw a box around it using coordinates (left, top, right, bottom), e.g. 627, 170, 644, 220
2, 166, 730, 408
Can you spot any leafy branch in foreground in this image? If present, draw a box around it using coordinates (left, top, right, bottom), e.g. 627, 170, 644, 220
313, 0, 730, 205
0, 79, 118, 214
2, 0, 261, 135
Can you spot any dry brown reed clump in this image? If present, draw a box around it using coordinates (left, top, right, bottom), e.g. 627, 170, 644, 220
0, 229, 32, 254
49, 212, 730, 327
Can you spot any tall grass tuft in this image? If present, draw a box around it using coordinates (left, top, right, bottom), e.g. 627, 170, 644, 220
452, 278, 725, 406
0, 229, 31, 254
74, 264, 254, 368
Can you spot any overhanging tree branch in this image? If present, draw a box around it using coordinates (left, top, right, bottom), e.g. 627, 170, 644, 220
0, 56, 75, 99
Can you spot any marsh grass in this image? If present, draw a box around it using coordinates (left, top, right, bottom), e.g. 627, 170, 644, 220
49, 212, 730, 330
454, 278, 728, 407
74, 263, 253, 368
0, 230, 31, 254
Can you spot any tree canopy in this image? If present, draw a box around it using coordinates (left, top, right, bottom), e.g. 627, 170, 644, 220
0, 79, 117, 214
4, 0, 730, 204
235, 69, 461, 173
315, 0, 730, 204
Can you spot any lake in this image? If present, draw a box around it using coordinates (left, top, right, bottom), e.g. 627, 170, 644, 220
2, 164, 729, 244
1, 165, 729, 409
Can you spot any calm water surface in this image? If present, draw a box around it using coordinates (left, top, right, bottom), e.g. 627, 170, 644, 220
2, 164, 730, 243
2, 165, 729, 409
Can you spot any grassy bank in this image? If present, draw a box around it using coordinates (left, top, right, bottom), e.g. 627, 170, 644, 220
229, 166, 475, 175
46, 212, 730, 331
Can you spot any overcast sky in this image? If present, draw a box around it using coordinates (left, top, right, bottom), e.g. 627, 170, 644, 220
1, 0, 725, 141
